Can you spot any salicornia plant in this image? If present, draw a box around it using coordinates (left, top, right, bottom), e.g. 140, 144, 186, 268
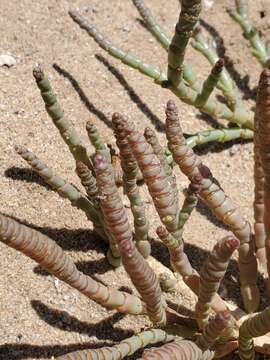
2, 55, 270, 358
68, 0, 270, 149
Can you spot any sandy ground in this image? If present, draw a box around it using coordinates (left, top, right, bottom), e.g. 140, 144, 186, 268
0, 0, 270, 359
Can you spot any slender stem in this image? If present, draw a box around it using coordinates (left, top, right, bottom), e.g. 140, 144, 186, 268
132, 0, 199, 90
16, 146, 106, 240
56, 329, 175, 360
33, 65, 91, 168
86, 121, 111, 162
186, 127, 253, 148
69, 9, 254, 129
194, 58, 224, 108
228, 0, 268, 66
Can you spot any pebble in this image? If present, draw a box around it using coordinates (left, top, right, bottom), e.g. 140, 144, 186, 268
202, 0, 215, 10
0, 54, 16, 67
229, 145, 238, 156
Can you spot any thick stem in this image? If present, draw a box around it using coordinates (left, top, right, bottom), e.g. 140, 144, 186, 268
131, 0, 199, 90
156, 226, 228, 315
196, 311, 234, 351
239, 306, 270, 360
57, 329, 175, 360
167, 0, 202, 87
126, 121, 180, 240
255, 68, 270, 284
142, 339, 214, 360
0, 214, 143, 315
94, 153, 166, 325
112, 113, 151, 258
196, 236, 240, 327
253, 106, 266, 270
165, 99, 259, 313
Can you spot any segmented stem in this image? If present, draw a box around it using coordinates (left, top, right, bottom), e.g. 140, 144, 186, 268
94, 153, 166, 325
69, 9, 166, 83
144, 127, 173, 178
192, 28, 252, 117
0, 214, 143, 315
156, 226, 228, 314
196, 311, 233, 351
33, 65, 91, 168
253, 101, 266, 270
239, 306, 270, 360
76, 160, 99, 204
228, 1, 268, 66
186, 127, 253, 149
126, 121, 180, 240
57, 329, 175, 360
112, 113, 151, 258
16, 146, 106, 240
165, 99, 259, 313
194, 58, 224, 107
142, 339, 214, 360
167, 0, 202, 87
131, 0, 199, 90
256, 68, 270, 282
196, 236, 240, 327
69, 9, 253, 128
131, 0, 169, 50
178, 173, 202, 229
86, 121, 111, 162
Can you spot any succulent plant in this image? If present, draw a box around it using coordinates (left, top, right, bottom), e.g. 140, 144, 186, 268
2, 56, 270, 358
2, 1, 270, 359
67, 0, 269, 147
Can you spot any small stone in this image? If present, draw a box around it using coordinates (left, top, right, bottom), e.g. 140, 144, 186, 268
229, 145, 238, 156
202, 0, 215, 10
121, 26, 130, 33
0, 54, 16, 67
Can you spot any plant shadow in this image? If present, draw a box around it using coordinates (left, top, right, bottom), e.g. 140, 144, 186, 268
199, 18, 257, 100
53, 63, 112, 129
0, 303, 134, 360
95, 54, 165, 132
31, 300, 132, 341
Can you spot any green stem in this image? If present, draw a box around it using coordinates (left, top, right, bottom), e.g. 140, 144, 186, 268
132, 0, 199, 90
69, 9, 254, 129
56, 329, 175, 360
239, 306, 270, 360
167, 0, 202, 87
195, 58, 224, 107
16, 146, 106, 240
228, 1, 268, 66
33, 66, 91, 168
86, 121, 111, 162
186, 127, 254, 148
191, 28, 251, 116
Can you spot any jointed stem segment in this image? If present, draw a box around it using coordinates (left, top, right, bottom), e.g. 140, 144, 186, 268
68, 8, 254, 129
33, 65, 91, 169
0, 214, 144, 315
